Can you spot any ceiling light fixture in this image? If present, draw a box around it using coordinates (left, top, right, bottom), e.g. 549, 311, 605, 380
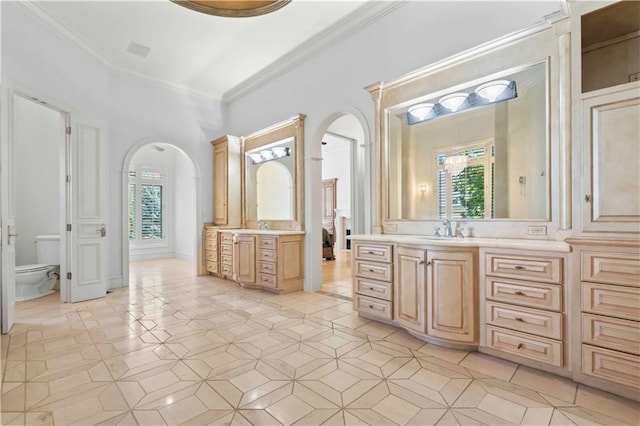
171, 0, 290, 18
443, 155, 469, 176
407, 79, 517, 125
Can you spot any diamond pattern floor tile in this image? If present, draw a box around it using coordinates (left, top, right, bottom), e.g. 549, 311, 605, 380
2, 258, 638, 426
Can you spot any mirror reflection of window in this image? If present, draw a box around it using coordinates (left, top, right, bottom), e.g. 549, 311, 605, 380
256, 161, 294, 220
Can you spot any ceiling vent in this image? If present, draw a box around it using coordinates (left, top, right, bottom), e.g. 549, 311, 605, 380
127, 41, 151, 58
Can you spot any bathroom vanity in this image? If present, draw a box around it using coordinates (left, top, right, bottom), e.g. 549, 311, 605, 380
356, 1, 639, 401
205, 114, 306, 294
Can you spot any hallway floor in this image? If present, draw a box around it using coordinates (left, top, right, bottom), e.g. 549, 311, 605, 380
319, 249, 352, 300
1, 259, 638, 425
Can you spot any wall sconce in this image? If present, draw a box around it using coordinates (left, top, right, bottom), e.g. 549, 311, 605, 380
250, 147, 291, 164
419, 184, 427, 194
407, 79, 517, 125
444, 155, 469, 176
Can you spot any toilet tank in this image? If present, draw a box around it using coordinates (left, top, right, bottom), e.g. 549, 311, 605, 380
35, 235, 60, 265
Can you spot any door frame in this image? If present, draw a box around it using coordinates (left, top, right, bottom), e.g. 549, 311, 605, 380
1, 81, 72, 330
121, 139, 203, 285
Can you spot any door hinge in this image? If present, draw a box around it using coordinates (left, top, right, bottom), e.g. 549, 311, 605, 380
67, 224, 72, 232
66, 175, 71, 183
66, 126, 72, 135
585, 194, 592, 203
67, 272, 72, 280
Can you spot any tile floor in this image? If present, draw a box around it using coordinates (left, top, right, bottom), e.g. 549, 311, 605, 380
1, 258, 638, 425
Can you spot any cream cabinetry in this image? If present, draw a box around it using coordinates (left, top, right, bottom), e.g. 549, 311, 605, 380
353, 239, 478, 349
568, 239, 640, 401
480, 248, 567, 371
353, 241, 394, 322
211, 135, 241, 227
204, 228, 304, 294
426, 250, 476, 344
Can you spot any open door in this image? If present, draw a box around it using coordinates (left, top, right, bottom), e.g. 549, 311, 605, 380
1, 87, 16, 333
65, 116, 107, 302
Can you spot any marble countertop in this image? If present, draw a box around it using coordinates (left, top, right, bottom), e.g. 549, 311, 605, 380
220, 229, 305, 235
348, 234, 571, 252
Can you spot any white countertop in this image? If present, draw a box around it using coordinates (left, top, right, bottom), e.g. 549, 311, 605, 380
348, 234, 571, 252
221, 229, 305, 235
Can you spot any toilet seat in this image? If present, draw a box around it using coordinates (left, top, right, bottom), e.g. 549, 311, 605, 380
16, 264, 50, 273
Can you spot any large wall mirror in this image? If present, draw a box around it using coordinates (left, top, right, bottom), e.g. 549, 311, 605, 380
386, 61, 549, 222
243, 114, 305, 230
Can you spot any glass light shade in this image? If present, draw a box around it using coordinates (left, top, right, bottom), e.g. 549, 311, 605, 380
408, 103, 434, 120
475, 79, 511, 102
439, 93, 468, 112
444, 155, 469, 176
260, 150, 274, 160
249, 153, 263, 164
272, 146, 288, 157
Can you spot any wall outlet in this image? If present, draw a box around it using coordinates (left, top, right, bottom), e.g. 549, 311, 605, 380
528, 225, 547, 236
385, 223, 398, 233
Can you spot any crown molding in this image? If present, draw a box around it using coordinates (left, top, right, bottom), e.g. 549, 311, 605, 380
222, 0, 408, 102
13, 1, 222, 102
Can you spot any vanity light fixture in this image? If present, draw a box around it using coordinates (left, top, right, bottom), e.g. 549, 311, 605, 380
250, 147, 292, 164
443, 155, 469, 176
407, 79, 517, 125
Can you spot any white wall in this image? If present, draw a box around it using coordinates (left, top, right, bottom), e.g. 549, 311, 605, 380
2, 2, 223, 282
14, 96, 63, 265
174, 149, 195, 261
225, 1, 559, 290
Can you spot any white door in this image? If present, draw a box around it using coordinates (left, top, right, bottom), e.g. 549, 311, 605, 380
1, 87, 16, 333
66, 116, 107, 302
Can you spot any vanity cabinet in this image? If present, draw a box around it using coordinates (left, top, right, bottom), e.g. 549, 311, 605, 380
568, 239, 640, 401
211, 135, 241, 227
427, 250, 476, 344
353, 241, 394, 321
219, 231, 234, 278
204, 226, 219, 274
234, 234, 256, 284
480, 248, 567, 371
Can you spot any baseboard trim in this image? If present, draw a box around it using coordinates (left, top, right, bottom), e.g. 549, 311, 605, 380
108, 276, 124, 291
174, 252, 195, 262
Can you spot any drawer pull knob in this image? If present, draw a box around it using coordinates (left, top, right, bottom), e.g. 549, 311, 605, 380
367, 268, 382, 274
517, 343, 523, 350
514, 266, 525, 270
368, 286, 376, 291
515, 317, 524, 322
368, 304, 374, 309
515, 291, 525, 296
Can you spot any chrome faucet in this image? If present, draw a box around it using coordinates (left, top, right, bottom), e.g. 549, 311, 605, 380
442, 219, 453, 238
257, 220, 269, 230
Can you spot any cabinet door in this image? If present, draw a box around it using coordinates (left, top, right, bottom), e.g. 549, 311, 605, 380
213, 142, 228, 225
395, 246, 426, 333
234, 235, 256, 284
581, 87, 640, 233
427, 250, 476, 343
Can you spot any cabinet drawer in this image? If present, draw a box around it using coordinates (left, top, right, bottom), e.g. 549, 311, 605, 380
204, 239, 217, 251
485, 253, 562, 284
259, 236, 277, 250
354, 242, 393, 263
221, 264, 233, 276
582, 313, 640, 356
485, 277, 562, 311
259, 261, 276, 275
258, 273, 277, 289
355, 277, 392, 301
205, 229, 217, 240
205, 250, 217, 262
582, 251, 640, 287
221, 254, 233, 267
259, 249, 276, 262
205, 261, 218, 274
486, 302, 562, 339
581, 282, 640, 321
486, 325, 563, 367
582, 345, 640, 389
221, 244, 233, 256
355, 294, 392, 321
354, 260, 392, 282
221, 233, 233, 244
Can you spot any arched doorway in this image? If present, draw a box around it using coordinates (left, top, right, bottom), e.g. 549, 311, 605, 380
121, 140, 202, 285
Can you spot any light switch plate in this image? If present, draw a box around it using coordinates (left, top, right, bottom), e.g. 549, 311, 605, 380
528, 225, 547, 236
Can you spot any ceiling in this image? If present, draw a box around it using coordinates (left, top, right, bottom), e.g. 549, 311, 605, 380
22, 1, 565, 102
25, 0, 398, 100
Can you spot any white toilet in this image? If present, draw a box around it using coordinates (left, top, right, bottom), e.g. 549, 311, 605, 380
15, 235, 60, 302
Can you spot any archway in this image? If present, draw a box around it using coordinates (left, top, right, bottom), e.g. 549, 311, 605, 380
121, 140, 202, 286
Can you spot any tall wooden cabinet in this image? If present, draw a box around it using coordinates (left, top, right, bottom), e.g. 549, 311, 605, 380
211, 135, 241, 227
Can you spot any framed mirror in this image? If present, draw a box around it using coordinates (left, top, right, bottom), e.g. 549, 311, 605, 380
242, 114, 305, 230
385, 61, 549, 222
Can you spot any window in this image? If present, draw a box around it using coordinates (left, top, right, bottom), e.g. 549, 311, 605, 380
436, 142, 493, 219
128, 169, 166, 244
